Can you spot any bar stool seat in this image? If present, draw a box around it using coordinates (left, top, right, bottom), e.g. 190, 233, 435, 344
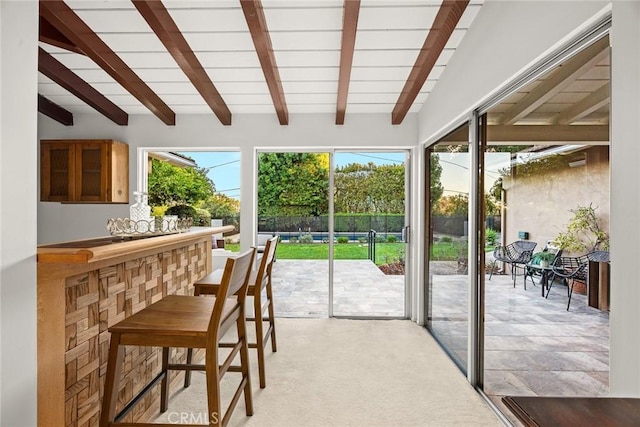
186, 236, 278, 389
100, 248, 256, 427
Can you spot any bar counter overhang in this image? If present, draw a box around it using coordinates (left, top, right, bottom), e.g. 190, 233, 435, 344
37, 227, 232, 426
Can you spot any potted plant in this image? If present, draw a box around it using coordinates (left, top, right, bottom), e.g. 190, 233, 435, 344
537, 251, 556, 268
553, 203, 609, 254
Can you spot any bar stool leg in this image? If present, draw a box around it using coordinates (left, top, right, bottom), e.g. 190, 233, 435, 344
160, 347, 170, 412
184, 285, 202, 388
100, 333, 124, 427
205, 348, 222, 426
254, 290, 267, 389
184, 348, 193, 388
237, 313, 254, 416
266, 277, 277, 353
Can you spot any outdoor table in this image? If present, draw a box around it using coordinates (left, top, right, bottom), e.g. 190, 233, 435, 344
526, 263, 554, 297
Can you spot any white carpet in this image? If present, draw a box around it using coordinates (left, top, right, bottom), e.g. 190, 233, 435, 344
155, 318, 501, 426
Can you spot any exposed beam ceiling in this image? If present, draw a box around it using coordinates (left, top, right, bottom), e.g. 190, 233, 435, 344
38, 47, 128, 125
391, 0, 469, 125
335, 0, 360, 125
37, 2, 608, 132
39, 0, 175, 125
500, 37, 609, 125
133, 0, 232, 126
38, 94, 73, 126
38, 2, 486, 125
241, 0, 288, 125
556, 82, 610, 125
39, 16, 83, 55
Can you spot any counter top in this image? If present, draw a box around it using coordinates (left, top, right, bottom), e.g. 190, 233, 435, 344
37, 225, 234, 264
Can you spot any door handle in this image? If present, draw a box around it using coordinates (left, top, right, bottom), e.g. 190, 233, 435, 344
402, 226, 410, 243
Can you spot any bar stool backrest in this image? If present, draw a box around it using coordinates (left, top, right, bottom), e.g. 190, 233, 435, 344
207, 248, 256, 350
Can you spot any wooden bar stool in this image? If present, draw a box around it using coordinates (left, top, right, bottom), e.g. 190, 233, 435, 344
100, 248, 256, 427
186, 236, 278, 389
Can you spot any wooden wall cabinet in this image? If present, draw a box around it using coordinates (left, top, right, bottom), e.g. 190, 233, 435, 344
41, 139, 129, 203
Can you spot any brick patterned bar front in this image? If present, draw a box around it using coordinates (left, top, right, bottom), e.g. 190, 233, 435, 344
37, 229, 226, 427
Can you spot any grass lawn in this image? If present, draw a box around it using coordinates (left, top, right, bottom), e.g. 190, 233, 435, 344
224, 240, 483, 264
226, 242, 404, 265
224, 239, 494, 269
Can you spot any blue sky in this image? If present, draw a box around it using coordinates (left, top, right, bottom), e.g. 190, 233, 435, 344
178, 151, 406, 201
179, 151, 242, 199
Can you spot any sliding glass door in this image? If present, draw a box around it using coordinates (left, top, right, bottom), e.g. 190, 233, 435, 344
257, 151, 330, 317
332, 151, 409, 318
426, 124, 471, 372
257, 150, 410, 318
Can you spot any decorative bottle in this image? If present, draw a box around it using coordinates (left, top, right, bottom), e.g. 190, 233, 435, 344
130, 191, 152, 232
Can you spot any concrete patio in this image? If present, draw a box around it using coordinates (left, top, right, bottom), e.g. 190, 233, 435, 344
429, 270, 609, 396
271, 259, 405, 318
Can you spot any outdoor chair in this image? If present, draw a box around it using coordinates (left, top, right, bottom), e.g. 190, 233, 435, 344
524, 242, 563, 290
187, 236, 279, 389
100, 248, 256, 427
587, 250, 610, 263
547, 254, 590, 310
490, 240, 537, 286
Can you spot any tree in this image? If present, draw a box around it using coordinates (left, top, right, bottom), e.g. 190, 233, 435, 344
258, 153, 329, 216
334, 162, 405, 213
148, 159, 215, 207
553, 204, 609, 253
430, 155, 444, 210
198, 193, 240, 218
434, 194, 469, 216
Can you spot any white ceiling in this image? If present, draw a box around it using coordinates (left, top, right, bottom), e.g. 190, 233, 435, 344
38, 0, 484, 120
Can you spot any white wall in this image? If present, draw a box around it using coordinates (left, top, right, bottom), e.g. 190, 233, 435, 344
417, 0, 640, 395
418, 0, 609, 143
609, 0, 640, 396
0, 1, 38, 425
38, 113, 418, 246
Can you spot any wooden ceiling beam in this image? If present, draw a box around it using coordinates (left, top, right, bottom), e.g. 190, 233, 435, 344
39, 0, 175, 125
335, 0, 360, 125
133, 0, 232, 126
39, 16, 84, 55
38, 94, 74, 126
439, 125, 609, 143
489, 124, 609, 142
391, 0, 469, 125
241, 0, 288, 125
39, 47, 128, 125
556, 82, 610, 125
500, 37, 610, 125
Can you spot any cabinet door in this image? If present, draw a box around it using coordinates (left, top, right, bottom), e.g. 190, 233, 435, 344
75, 142, 108, 201
41, 143, 75, 201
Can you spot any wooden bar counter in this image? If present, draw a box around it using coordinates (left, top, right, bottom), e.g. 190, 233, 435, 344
37, 227, 233, 427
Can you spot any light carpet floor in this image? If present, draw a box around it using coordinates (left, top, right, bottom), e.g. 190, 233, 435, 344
154, 318, 502, 427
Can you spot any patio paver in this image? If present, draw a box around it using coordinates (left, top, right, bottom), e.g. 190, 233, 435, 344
271, 259, 405, 317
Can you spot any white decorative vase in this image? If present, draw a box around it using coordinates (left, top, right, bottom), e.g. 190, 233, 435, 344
130, 191, 153, 232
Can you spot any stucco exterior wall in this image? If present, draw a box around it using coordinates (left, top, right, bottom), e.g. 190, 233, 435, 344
502, 146, 610, 253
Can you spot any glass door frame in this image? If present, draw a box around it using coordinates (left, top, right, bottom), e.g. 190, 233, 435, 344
330, 149, 412, 319
422, 13, 611, 423
255, 148, 411, 319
